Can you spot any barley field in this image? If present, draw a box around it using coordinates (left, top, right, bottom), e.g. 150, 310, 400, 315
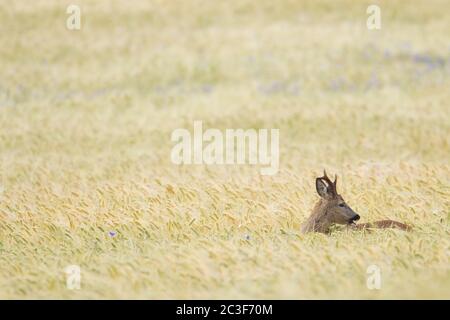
0, 0, 449, 299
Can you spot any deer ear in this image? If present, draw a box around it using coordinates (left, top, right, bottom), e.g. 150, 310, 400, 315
316, 178, 331, 199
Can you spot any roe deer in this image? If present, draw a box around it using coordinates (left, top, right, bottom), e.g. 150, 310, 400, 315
301, 170, 411, 234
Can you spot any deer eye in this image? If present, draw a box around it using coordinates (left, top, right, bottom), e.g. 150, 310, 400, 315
339, 203, 345, 207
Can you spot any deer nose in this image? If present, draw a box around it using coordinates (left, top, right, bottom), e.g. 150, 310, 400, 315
353, 214, 360, 221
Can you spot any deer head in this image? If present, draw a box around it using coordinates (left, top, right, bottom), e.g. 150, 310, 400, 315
315, 170, 360, 225
301, 170, 360, 233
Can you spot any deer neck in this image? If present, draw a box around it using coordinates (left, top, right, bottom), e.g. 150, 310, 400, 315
302, 199, 332, 234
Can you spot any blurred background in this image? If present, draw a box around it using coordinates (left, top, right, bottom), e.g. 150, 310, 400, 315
0, 0, 449, 299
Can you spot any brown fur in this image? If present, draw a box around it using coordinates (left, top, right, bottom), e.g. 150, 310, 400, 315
350, 220, 412, 231
301, 171, 412, 234
301, 196, 347, 234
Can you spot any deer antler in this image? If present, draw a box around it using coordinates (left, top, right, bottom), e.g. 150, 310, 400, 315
320, 170, 338, 196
